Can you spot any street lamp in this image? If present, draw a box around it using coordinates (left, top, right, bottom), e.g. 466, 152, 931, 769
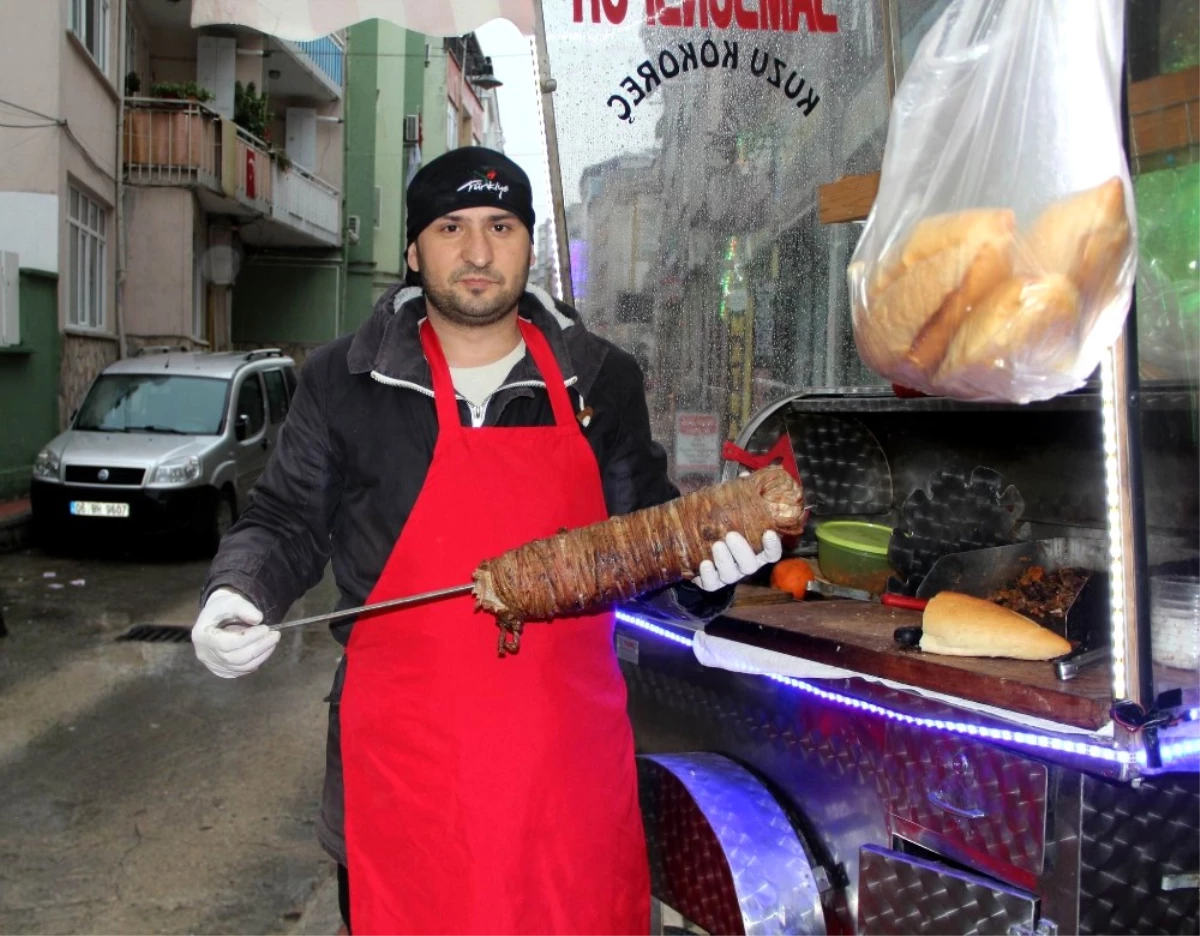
470, 58, 503, 91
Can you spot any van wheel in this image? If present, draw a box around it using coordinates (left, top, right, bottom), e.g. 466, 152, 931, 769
205, 490, 237, 555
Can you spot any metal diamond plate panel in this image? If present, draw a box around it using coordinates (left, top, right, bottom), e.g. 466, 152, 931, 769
639, 753, 826, 936
857, 845, 1037, 936
883, 719, 1048, 886
1080, 772, 1200, 935
620, 644, 892, 934
737, 411, 894, 517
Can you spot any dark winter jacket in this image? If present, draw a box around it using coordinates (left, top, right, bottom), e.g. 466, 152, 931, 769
203, 282, 732, 862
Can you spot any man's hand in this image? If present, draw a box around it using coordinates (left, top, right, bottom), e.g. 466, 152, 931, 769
191, 588, 280, 678
693, 531, 783, 592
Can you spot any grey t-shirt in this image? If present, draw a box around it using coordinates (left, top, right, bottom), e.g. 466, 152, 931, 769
449, 340, 526, 409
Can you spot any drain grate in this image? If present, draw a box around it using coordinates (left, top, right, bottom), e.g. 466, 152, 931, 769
117, 624, 193, 644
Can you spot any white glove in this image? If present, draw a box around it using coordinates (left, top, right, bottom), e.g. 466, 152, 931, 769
693, 531, 783, 592
191, 588, 279, 678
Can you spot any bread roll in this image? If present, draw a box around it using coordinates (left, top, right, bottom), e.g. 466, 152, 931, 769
921, 591, 1072, 660
907, 241, 1013, 376
935, 274, 1081, 392
1021, 177, 1130, 290
870, 208, 1016, 298
856, 242, 980, 376
1021, 177, 1131, 336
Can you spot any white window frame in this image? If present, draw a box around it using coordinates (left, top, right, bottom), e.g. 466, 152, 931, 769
70, 0, 110, 75
68, 186, 107, 331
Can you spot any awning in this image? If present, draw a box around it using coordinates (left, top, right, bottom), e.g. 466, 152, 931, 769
191, 0, 536, 40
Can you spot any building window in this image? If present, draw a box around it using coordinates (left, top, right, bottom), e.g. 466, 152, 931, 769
447, 102, 457, 149
68, 187, 107, 330
125, 16, 140, 89
70, 0, 110, 74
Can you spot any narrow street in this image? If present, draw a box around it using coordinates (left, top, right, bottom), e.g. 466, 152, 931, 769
0, 545, 344, 935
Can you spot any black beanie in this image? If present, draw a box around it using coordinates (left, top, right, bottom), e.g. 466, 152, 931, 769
405, 147, 535, 248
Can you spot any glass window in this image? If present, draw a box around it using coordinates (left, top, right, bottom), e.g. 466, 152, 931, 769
1125, 0, 1200, 699
70, 0, 110, 74
75, 375, 228, 434
545, 3, 892, 481
67, 186, 107, 330
263, 369, 289, 423
283, 367, 298, 398
235, 375, 266, 437
125, 16, 139, 84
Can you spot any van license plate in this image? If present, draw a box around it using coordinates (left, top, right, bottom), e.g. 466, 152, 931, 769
70, 501, 130, 518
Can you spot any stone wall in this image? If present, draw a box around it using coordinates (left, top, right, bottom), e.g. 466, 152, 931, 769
124, 334, 207, 356
59, 334, 119, 427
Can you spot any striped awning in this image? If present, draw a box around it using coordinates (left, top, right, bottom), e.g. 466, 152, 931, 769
191, 0, 536, 39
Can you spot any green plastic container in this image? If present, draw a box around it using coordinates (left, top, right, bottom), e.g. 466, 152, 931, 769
815, 521, 895, 594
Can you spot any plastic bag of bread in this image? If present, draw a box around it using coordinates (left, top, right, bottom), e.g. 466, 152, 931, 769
847, 0, 1136, 403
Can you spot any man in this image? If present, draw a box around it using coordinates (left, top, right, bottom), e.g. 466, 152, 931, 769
191, 148, 781, 934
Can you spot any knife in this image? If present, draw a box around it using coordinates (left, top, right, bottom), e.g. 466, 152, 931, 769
806, 579, 927, 610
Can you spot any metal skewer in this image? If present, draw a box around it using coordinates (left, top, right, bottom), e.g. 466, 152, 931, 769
256, 583, 476, 632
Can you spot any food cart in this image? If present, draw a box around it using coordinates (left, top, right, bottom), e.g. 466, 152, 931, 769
191, 0, 1197, 930
533, 1, 1199, 932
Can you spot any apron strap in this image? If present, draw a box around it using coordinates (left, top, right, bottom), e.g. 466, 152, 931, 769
518, 318, 578, 428
419, 316, 579, 430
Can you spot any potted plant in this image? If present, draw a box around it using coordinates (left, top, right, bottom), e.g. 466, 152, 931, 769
148, 80, 215, 104
125, 71, 141, 97
233, 81, 270, 141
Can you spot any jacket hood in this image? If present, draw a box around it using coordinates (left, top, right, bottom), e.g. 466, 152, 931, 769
346, 282, 602, 400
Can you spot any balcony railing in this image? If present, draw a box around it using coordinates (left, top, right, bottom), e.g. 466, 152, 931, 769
123, 98, 221, 188
273, 162, 341, 246
124, 98, 341, 247
288, 34, 345, 91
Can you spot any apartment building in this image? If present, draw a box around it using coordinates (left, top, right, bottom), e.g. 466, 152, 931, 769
0, 2, 511, 501
0, 0, 344, 498
342, 27, 506, 330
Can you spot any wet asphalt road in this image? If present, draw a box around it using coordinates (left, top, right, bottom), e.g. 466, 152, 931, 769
0, 544, 344, 935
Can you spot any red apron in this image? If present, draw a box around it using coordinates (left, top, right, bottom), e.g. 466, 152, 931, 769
340, 318, 650, 935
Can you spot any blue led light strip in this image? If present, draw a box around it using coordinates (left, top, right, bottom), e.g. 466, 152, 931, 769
1160, 737, 1200, 763
614, 610, 1140, 767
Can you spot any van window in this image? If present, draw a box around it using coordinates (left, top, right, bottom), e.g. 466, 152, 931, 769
236, 375, 266, 437
75, 374, 227, 435
283, 367, 298, 399
264, 369, 289, 423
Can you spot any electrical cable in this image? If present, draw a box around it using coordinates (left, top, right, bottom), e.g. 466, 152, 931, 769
0, 97, 63, 124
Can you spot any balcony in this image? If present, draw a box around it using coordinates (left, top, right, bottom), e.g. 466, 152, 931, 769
273, 162, 341, 245
266, 33, 345, 102
289, 35, 345, 92
123, 99, 221, 189
123, 99, 341, 249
